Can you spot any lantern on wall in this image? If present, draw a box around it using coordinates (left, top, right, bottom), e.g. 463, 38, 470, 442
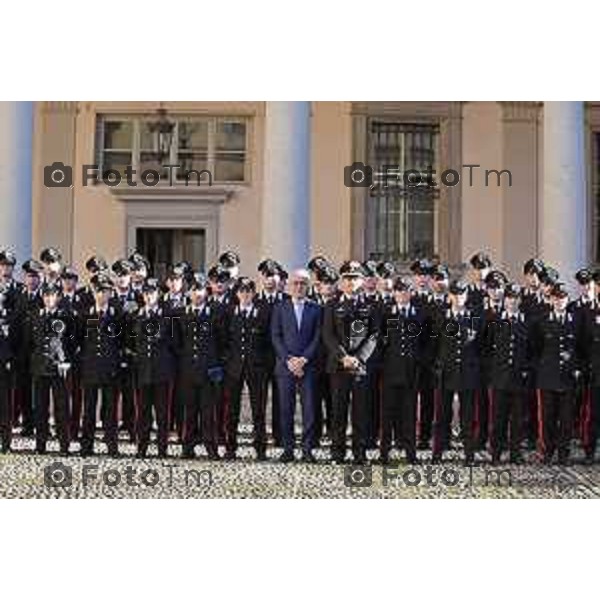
148, 106, 175, 162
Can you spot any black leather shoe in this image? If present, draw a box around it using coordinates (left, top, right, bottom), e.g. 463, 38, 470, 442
135, 450, 147, 460
557, 455, 572, 467
431, 454, 441, 465
223, 450, 236, 461
352, 455, 367, 466
490, 455, 501, 466
379, 455, 390, 465
332, 455, 346, 465
583, 454, 594, 466
509, 453, 524, 465
463, 455, 475, 467
302, 451, 316, 463
182, 448, 195, 460
256, 449, 267, 462
280, 451, 294, 463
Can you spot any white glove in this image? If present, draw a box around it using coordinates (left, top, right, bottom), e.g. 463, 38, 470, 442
58, 362, 71, 378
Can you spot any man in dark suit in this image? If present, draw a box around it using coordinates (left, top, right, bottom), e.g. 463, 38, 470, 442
160, 263, 189, 441
208, 263, 236, 445
568, 268, 596, 444
127, 278, 176, 459
271, 269, 322, 463
379, 276, 426, 464
222, 277, 272, 460
58, 266, 87, 439
0, 289, 16, 453
580, 274, 600, 464
176, 274, 224, 460
14, 259, 44, 435
322, 261, 380, 465
110, 258, 142, 441
487, 283, 532, 465
520, 258, 548, 449
312, 265, 339, 443
531, 282, 583, 465
432, 280, 484, 466
77, 275, 124, 457
256, 258, 288, 448
30, 282, 76, 455
418, 263, 449, 450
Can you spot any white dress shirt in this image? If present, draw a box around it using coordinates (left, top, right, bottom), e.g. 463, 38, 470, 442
292, 298, 305, 329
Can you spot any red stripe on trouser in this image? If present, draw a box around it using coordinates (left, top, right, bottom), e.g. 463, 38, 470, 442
378, 381, 385, 444
536, 389, 544, 456
578, 392, 585, 442
133, 388, 140, 442
583, 388, 592, 448
181, 387, 188, 443
432, 388, 441, 453
377, 374, 383, 441
222, 387, 230, 441
473, 389, 480, 441
416, 390, 422, 442
351, 387, 356, 445
167, 383, 173, 435
9, 387, 15, 431
488, 389, 494, 447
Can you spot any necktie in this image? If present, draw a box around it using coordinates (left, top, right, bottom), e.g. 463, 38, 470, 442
294, 302, 303, 328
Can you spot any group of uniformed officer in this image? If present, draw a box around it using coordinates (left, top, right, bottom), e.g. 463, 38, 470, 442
0, 244, 598, 467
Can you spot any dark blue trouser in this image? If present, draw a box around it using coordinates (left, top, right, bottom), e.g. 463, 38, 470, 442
277, 371, 317, 454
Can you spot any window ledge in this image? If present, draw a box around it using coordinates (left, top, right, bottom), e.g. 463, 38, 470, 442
110, 183, 241, 203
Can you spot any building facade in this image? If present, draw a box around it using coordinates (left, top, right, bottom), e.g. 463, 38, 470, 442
0, 101, 597, 283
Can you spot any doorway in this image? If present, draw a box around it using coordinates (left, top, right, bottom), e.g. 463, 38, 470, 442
136, 228, 206, 280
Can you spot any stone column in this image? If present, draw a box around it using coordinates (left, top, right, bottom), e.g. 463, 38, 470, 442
262, 101, 311, 269
0, 102, 34, 262
541, 101, 586, 284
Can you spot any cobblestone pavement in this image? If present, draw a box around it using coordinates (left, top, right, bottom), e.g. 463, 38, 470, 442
1, 429, 600, 498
